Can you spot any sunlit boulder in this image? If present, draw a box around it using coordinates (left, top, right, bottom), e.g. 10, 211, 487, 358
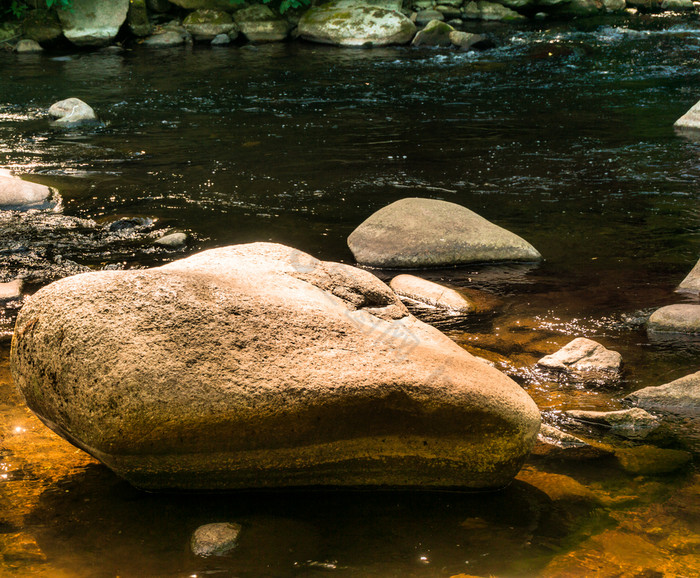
56, 0, 129, 47
537, 337, 622, 379
298, 0, 416, 47
11, 242, 540, 491
626, 370, 700, 411
347, 198, 541, 268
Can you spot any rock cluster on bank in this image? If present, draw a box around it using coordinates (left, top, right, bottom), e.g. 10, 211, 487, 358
2, 0, 695, 52
11, 242, 541, 491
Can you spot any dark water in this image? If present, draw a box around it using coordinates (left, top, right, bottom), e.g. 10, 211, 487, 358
1, 14, 699, 577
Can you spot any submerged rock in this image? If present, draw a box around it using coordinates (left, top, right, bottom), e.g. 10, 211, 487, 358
615, 446, 692, 475
647, 304, 700, 334
0, 171, 54, 209
191, 522, 242, 557
565, 408, 660, 439
677, 258, 700, 295
11, 242, 540, 490
347, 198, 541, 268
47, 98, 98, 127
389, 274, 474, 314
298, 1, 417, 47
626, 370, 700, 411
537, 337, 622, 379
57, 0, 129, 47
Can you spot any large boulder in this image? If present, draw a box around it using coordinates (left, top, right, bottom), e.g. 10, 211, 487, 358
625, 370, 700, 411
647, 304, 700, 334
298, 1, 417, 47
347, 198, 541, 268
678, 258, 700, 295
57, 0, 129, 47
11, 243, 540, 491
0, 170, 54, 209
233, 4, 290, 43
22, 10, 63, 44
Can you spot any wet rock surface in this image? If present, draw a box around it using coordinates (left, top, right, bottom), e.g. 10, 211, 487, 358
565, 408, 661, 439
647, 303, 700, 334
47, 98, 98, 127
191, 522, 242, 557
11, 242, 540, 490
626, 369, 700, 411
537, 337, 622, 380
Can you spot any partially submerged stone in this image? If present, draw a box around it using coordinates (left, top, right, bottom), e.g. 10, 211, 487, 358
647, 304, 700, 334
565, 408, 660, 439
412, 19, 454, 47
626, 370, 700, 411
449, 30, 490, 51
47, 98, 98, 127
154, 232, 187, 248
14, 39, 43, 53
462, 1, 527, 21
11, 243, 540, 490
389, 274, 474, 314
191, 522, 242, 557
677, 258, 700, 295
183, 10, 237, 42
298, 1, 417, 47
0, 170, 54, 209
347, 198, 541, 268
57, 0, 129, 47
675, 100, 700, 131
537, 338, 622, 378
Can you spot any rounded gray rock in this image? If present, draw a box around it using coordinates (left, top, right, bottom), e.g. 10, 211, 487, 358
57, 0, 129, 47
347, 197, 541, 268
48, 98, 98, 126
11, 242, 540, 491
647, 304, 700, 334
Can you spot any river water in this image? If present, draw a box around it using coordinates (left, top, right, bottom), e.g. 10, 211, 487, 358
0, 14, 699, 577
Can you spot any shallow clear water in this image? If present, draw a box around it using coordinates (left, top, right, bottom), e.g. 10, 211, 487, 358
1, 14, 699, 577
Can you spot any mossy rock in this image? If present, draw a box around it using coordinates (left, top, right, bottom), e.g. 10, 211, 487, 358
298, 1, 417, 47
22, 10, 63, 44
183, 9, 237, 41
411, 19, 454, 47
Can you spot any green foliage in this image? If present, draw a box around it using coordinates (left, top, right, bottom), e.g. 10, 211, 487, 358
1, 0, 72, 19
230, 0, 311, 14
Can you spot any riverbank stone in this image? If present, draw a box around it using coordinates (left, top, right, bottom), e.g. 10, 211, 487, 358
298, 1, 417, 47
0, 171, 54, 209
450, 30, 490, 50
128, 0, 152, 37
47, 98, 98, 127
389, 274, 474, 313
191, 522, 242, 557
10, 242, 540, 490
677, 258, 700, 294
462, 1, 527, 21
647, 304, 700, 334
57, 0, 129, 47
234, 4, 290, 43
183, 10, 237, 42
347, 198, 541, 268
143, 29, 188, 47
625, 370, 700, 411
537, 338, 622, 378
